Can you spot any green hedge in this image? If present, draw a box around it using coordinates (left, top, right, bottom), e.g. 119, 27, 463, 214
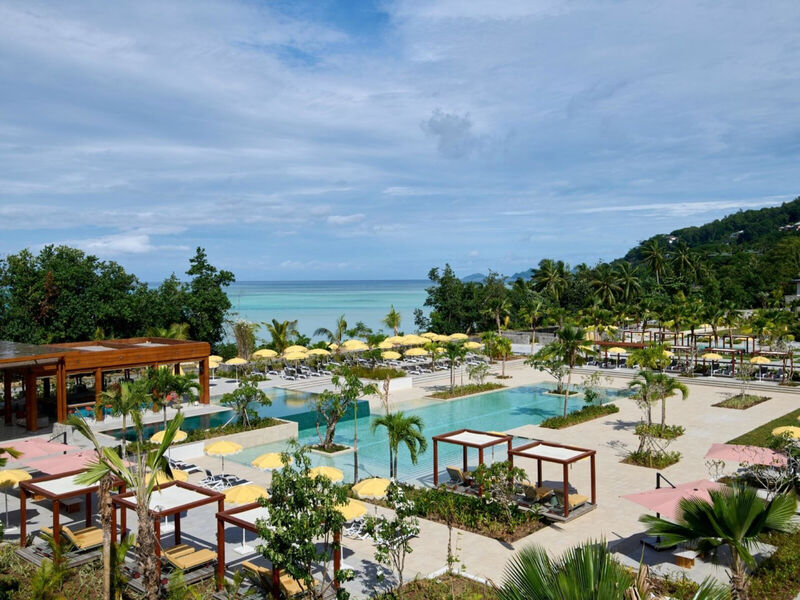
347, 365, 406, 380
430, 383, 505, 399
540, 403, 619, 429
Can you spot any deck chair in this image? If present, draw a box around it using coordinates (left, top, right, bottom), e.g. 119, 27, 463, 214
164, 544, 216, 571
554, 491, 589, 510
446, 466, 470, 485
522, 483, 554, 502
243, 561, 321, 598
42, 524, 104, 551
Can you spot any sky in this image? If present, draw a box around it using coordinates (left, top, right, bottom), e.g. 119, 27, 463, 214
1, 0, 800, 281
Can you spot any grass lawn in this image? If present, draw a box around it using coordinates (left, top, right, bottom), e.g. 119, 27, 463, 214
727, 408, 800, 446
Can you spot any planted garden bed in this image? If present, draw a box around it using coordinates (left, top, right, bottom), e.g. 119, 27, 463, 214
728, 408, 800, 447
634, 423, 685, 439
430, 383, 505, 399
375, 573, 498, 600
714, 394, 771, 410
622, 450, 681, 469
540, 403, 619, 429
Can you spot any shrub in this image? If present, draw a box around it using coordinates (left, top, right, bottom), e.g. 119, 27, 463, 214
623, 449, 681, 469
347, 365, 406, 380
749, 530, 800, 599
634, 423, 685, 440
540, 403, 619, 429
430, 383, 504, 399
714, 394, 770, 410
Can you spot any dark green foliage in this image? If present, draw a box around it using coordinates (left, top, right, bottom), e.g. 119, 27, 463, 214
540, 403, 619, 429
749, 531, 800, 600
429, 382, 505, 399
713, 394, 771, 410
624, 449, 681, 469
634, 423, 685, 439
728, 409, 800, 447
345, 365, 406, 380
0, 245, 234, 345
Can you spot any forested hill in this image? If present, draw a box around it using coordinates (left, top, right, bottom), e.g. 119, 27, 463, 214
625, 196, 800, 260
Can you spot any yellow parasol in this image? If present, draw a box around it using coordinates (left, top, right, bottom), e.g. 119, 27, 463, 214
449, 333, 468, 340
662, 350, 674, 357
405, 347, 429, 357
328, 343, 339, 351
251, 452, 287, 470
420, 332, 439, 339
147, 469, 188, 486
340, 340, 368, 351
306, 348, 330, 356
283, 351, 308, 361
204, 440, 243, 472
377, 340, 395, 350
433, 334, 451, 342
381, 351, 401, 360
209, 355, 223, 362
703, 353, 723, 360
150, 429, 187, 444
772, 426, 800, 439
225, 483, 269, 504
225, 357, 248, 383
253, 349, 278, 359
0, 469, 32, 532
284, 345, 307, 354
384, 335, 405, 345
309, 466, 344, 482
352, 477, 390, 499
607, 347, 626, 354
435, 347, 446, 354
463, 341, 482, 350
336, 498, 367, 521
750, 356, 771, 364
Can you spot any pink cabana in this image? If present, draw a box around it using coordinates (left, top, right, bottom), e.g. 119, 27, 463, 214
24, 449, 105, 475
5, 438, 76, 460
623, 479, 726, 521
704, 443, 788, 467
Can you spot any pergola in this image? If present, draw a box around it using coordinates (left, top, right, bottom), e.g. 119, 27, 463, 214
19, 468, 126, 546
508, 440, 596, 518
432, 429, 512, 488
111, 480, 224, 581
215, 502, 343, 597
0, 337, 211, 431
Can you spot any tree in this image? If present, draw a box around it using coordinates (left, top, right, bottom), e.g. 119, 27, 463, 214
468, 362, 490, 385
495, 336, 512, 378
382, 306, 402, 336
627, 344, 671, 373
615, 261, 641, 303
441, 341, 467, 391
101, 381, 145, 461
314, 365, 378, 481
220, 379, 272, 428
70, 412, 184, 600
472, 461, 527, 529
183, 247, 235, 345
314, 315, 348, 348
629, 370, 688, 430
263, 319, 299, 353
481, 271, 511, 333
230, 320, 259, 360
363, 483, 419, 590
370, 412, 427, 478
256, 443, 352, 600
531, 259, 568, 303
641, 239, 667, 285
537, 325, 593, 417
525, 351, 568, 395
424, 264, 469, 334
642, 486, 796, 600
146, 322, 191, 340
518, 294, 545, 355
143, 366, 199, 431
590, 263, 622, 306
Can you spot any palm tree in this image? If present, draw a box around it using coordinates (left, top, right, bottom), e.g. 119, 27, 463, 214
589, 263, 622, 306
545, 325, 593, 418
532, 259, 568, 303
642, 486, 796, 600
496, 336, 512, 378
672, 243, 697, 282
483, 296, 511, 334
615, 261, 641, 303
627, 344, 671, 373
101, 381, 144, 461
263, 319, 299, 353
314, 314, 348, 348
370, 412, 427, 478
70, 412, 184, 600
641, 239, 666, 285
145, 322, 190, 340
230, 320, 259, 360
382, 306, 402, 336
628, 370, 688, 429
442, 342, 467, 391
518, 295, 545, 355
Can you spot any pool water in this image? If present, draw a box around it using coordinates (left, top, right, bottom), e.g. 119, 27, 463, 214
103, 387, 334, 441
232, 384, 627, 484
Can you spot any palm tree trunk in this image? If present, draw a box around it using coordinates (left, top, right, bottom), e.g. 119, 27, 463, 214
99, 475, 113, 600
353, 404, 359, 483
530, 325, 535, 355
729, 551, 749, 600
661, 397, 666, 429
502, 355, 506, 377
121, 416, 127, 462
138, 498, 160, 600
564, 370, 572, 418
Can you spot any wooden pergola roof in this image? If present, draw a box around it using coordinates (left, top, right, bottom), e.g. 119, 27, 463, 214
432, 429, 512, 488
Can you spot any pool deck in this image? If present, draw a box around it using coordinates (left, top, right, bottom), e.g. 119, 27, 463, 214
4, 359, 800, 595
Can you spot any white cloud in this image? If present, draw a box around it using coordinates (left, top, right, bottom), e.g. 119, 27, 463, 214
327, 213, 366, 225
67, 231, 189, 256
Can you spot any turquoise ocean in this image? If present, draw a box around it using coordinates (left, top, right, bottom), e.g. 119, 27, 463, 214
225, 280, 429, 339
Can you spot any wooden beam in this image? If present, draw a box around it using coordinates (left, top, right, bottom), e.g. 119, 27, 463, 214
25, 370, 37, 432
56, 360, 67, 423
3, 373, 12, 425
199, 358, 210, 404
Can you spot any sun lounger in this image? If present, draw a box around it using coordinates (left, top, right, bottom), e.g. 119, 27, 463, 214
554, 491, 589, 510
446, 466, 470, 486
42, 524, 104, 551
164, 544, 216, 571
522, 483, 554, 502
242, 560, 321, 598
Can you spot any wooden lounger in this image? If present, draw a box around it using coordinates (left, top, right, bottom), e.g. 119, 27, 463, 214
445, 466, 470, 485
243, 560, 320, 598
522, 483, 553, 502
164, 546, 216, 571
554, 492, 589, 509
42, 525, 104, 551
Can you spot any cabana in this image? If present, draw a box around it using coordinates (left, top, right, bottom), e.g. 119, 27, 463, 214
111, 480, 224, 585
19, 468, 126, 547
215, 502, 342, 597
508, 440, 596, 519
431, 429, 512, 489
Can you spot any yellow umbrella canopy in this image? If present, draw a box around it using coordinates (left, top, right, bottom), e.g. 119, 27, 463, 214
352, 477, 390, 499
377, 340, 395, 350
384, 335, 405, 345
208, 355, 223, 362
251, 452, 288, 470
147, 469, 188, 485
405, 347, 429, 357
309, 466, 344, 482
772, 426, 800, 439
209, 358, 221, 367
253, 349, 278, 358
449, 333, 468, 340
463, 341, 482, 350
435, 347, 446, 354
328, 343, 339, 350
205, 440, 243, 456
225, 357, 248, 366
306, 348, 331, 356
225, 484, 270, 505
420, 332, 439, 339
606, 347, 626, 354
340, 340, 368, 351
150, 429, 188, 444
397, 335, 420, 346
381, 351, 401, 360
336, 498, 367, 521
662, 350, 674, 357
284, 345, 307, 354
750, 356, 771, 364
0, 470, 31, 488
703, 353, 723, 360
433, 334, 450, 342
283, 351, 308, 361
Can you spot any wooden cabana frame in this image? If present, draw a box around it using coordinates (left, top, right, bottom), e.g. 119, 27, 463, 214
112, 480, 224, 581
215, 502, 343, 597
19, 468, 126, 546
508, 440, 596, 518
0, 337, 211, 431
432, 429, 513, 488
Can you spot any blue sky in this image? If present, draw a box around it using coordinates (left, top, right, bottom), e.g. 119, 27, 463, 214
1, 0, 799, 281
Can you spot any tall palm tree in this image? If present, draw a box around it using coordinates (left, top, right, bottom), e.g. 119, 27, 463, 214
672, 243, 697, 282
382, 306, 402, 336
442, 341, 467, 391
627, 344, 671, 373
263, 319, 298, 353
548, 325, 593, 417
532, 259, 569, 303
615, 261, 641, 303
70, 412, 184, 600
483, 296, 512, 334
314, 314, 348, 348
641, 239, 666, 285
628, 370, 688, 429
589, 263, 622, 306
496, 336, 512, 378
642, 486, 796, 600
518, 295, 545, 355
101, 381, 145, 461
370, 412, 427, 478
145, 322, 190, 340
230, 320, 259, 360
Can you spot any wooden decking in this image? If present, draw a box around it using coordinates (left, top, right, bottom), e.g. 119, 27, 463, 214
16, 545, 101, 568
126, 563, 216, 595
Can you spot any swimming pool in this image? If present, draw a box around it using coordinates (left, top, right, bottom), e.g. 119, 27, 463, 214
231, 384, 627, 484
102, 387, 359, 441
